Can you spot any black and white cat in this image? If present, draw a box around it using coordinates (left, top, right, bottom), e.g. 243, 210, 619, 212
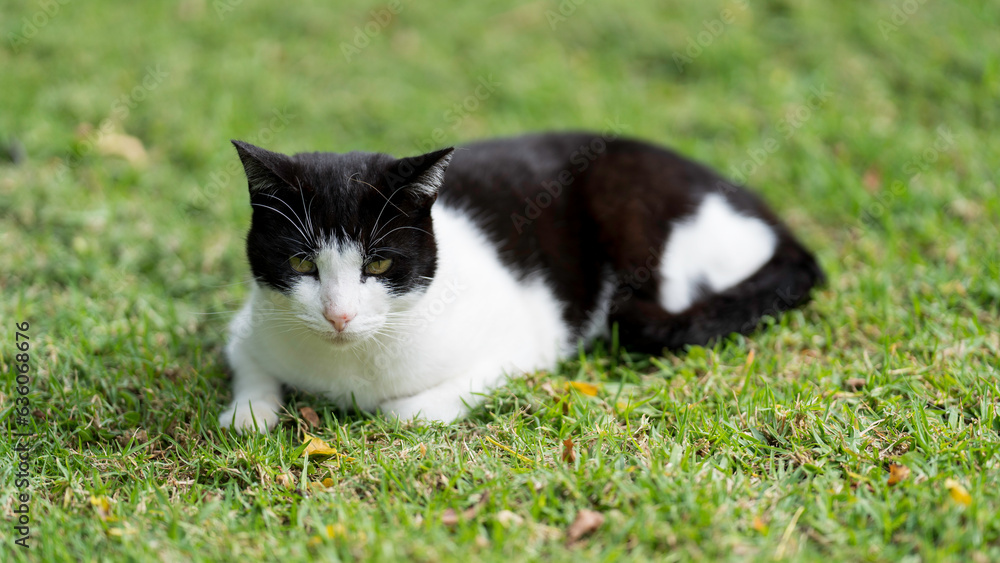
219, 133, 823, 432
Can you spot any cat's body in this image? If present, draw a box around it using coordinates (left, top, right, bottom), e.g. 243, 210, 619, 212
221, 133, 823, 432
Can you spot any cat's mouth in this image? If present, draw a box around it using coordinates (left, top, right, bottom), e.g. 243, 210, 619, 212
318, 327, 375, 347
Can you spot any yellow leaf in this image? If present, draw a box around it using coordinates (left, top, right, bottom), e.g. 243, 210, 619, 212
303, 434, 337, 459
887, 464, 910, 486
945, 478, 972, 506
307, 535, 323, 547
482, 436, 534, 464
569, 381, 598, 396
325, 523, 345, 538
89, 496, 116, 522
743, 349, 756, 372
322, 477, 335, 488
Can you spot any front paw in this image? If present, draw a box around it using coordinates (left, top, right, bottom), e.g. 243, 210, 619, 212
380, 395, 465, 423
219, 399, 281, 433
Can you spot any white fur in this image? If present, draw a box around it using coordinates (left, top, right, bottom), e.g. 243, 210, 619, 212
221, 204, 571, 432
581, 264, 617, 342
658, 194, 777, 313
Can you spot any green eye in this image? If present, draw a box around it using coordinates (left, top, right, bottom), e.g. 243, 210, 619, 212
364, 258, 393, 275
289, 256, 317, 274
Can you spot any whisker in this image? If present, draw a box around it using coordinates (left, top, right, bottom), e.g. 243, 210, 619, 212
259, 192, 314, 244
370, 225, 434, 248
352, 175, 408, 219
295, 178, 318, 244
251, 202, 312, 243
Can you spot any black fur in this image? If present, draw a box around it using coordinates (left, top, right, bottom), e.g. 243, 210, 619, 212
234, 140, 450, 297
233, 132, 823, 353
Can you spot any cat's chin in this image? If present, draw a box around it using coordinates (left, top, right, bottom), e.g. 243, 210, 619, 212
317, 329, 375, 347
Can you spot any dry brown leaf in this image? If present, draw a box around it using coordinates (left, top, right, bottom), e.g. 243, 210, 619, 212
96, 132, 148, 165
441, 508, 459, 526
539, 381, 558, 397
887, 464, 910, 486
862, 168, 881, 192
562, 438, 576, 464
275, 472, 295, 489
566, 509, 604, 544
945, 478, 972, 506
463, 493, 489, 519
496, 510, 524, 527
299, 406, 320, 428
569, 381, 598, 396
442, 493, 490, 526
845, 378, 867, 390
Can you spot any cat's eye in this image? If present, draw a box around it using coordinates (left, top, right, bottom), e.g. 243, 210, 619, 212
364, 259, 393, 276
289, 256, 317, 274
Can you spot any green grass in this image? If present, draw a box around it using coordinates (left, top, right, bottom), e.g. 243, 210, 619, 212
2, 0, 999, 560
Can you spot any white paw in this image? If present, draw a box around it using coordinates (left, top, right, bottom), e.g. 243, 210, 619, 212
219, 399, 281, 434
379, 395, 466, 423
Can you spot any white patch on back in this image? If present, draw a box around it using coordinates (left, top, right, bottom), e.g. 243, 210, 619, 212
658, 193, 777, 313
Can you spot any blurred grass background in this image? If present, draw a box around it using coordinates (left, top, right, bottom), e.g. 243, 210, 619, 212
1, 0, 999, 561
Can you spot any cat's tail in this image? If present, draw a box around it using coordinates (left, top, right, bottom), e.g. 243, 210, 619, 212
610, 238, 824, 353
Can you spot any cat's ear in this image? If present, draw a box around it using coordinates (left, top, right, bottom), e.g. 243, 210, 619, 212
385, 147, 455, 206
231, 140, 299, 195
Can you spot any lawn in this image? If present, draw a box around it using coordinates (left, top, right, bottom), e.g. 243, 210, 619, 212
2, 0, 999, 560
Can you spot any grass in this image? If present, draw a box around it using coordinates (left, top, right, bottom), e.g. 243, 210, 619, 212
1, 0, 999, 560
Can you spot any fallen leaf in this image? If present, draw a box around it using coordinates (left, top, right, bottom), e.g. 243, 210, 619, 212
945, 478, 972, 506
845, 378, 867, 390
463, 493, 489, 519
562, 438, 576, 464
887, 464, 910, 486
862, 168, 881, 192
299, 406, 320, 428
566, 509, 604, 544
743, 349, 756, 372
89, 495, 116, 522
300, 433, 354, 462
275, 472, 295, 489
948, 198, 982, 221
496, 510, 524, 527
442, 493, 490, 526
96, 132, 148, 165
569, 381, 598, 396
441, 508, 459, 526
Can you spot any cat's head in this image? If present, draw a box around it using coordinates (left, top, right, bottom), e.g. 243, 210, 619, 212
232, 140, 454, 345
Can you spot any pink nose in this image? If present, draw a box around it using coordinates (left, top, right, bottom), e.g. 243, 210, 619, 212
324, 311, 356, 332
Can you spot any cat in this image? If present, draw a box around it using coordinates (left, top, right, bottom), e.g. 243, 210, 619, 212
219, 132, 823, 432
